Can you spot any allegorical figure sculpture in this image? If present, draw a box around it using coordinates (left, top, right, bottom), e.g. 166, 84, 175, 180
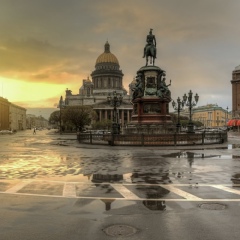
157, 77, 171, 99
132, 73, 144, 100
143, 28, 157, 66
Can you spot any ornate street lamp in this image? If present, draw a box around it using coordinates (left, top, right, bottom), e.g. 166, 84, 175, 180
172, 97, 185, 133
183, 90, 199, 133
226, 106, 229, 124
58, 96, 65, 134
107, 91, 123, 134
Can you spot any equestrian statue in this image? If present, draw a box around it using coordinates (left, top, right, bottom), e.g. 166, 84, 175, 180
143, 28, 157, 66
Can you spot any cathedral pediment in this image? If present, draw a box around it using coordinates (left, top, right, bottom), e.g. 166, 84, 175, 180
92, 100, 132, 108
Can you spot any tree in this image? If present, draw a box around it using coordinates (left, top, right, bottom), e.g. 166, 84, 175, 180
62, 106, 95, 131
170, 113, 203, 128
92, 119, 112, 130
193, 121, 204, 127
49, 111, 60, 124
170, 113, 189, 124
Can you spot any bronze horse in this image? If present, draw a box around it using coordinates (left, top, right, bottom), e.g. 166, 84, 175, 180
144, 45, 156, 66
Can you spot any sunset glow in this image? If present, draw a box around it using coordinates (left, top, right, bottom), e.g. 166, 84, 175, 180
0, 77, 68, 107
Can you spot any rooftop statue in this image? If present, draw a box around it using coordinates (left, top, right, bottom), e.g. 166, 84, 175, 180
143, 28, 157, 66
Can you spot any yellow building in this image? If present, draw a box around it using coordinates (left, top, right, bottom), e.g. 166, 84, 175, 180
0, 97, 27, 131
9, 103, 26, 131
0, 97, 10, 130
192, 104, 231, 128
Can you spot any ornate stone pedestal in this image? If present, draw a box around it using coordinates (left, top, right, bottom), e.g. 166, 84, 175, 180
126, 65, 174, 134
131, 97, 171, 124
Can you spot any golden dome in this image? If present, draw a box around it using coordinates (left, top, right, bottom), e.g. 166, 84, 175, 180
95, 41, 119, 65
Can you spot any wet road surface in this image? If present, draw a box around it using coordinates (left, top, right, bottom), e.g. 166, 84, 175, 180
1, 130, 240, 239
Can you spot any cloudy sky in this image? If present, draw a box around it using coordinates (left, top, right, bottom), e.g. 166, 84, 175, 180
0, 0, 239, 111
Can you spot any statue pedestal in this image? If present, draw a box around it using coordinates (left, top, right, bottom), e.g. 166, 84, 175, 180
131, 97, 171, 124
126, 97, 174, 134
126, 65, 174, 134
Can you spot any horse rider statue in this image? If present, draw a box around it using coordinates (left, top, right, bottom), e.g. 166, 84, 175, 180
143, 28, 157, 66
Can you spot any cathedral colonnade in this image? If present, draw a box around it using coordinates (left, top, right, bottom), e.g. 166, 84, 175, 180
94, 108, 132, 126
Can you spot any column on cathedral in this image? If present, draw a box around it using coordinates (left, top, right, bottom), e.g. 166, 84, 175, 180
99, 110, 102, 122
117, 110, 120, 125
105, 110, 107, 120
121, 110, 124, 126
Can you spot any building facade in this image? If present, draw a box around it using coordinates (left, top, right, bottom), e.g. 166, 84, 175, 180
9, 103, 26, 131
0, 97, 27, 131
231, 65, 240, 117
192, 104, 230, 128
26, 114, 49, 129
0, 97, 10, 130
64, 41, 133, 127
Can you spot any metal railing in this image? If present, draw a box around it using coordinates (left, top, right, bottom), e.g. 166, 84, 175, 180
77, 131, 227, 146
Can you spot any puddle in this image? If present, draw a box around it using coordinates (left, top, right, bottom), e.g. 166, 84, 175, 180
73, 198, 136, 212
130, 172, 171, 184
75, 183, 123, 198
161, 151, 240, 160
92, 173, 123, 183
162, 151, 221, 159
125, 185, 183, 199
143, 200, 166, 211
217, 144, 240, 150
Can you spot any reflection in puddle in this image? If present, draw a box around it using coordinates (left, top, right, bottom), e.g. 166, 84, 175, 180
73, 192, 167, 212
125, 185, 170, 199
0, 152, 95, 180
131, 172, 171, 184
137, 185, 170, 199
143, 200, 166, 211
231, 173, 240, 185
73, 199, 136, 212
92, 173, 123, 183
100, 199, 115, 211
75, 183, 123, 198
74, 198, 166, 212
161, 151, 240, 160
162, 151, 220, 159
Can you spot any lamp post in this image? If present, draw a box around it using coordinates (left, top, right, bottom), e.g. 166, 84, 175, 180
226, 106, 229, 125
107, 91, 123, 134
58, 96, 65, 135
172, 97, 184, 133
183, 90, 199, 133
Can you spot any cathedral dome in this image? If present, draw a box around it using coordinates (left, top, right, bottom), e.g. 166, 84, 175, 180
95, 41, 119, 65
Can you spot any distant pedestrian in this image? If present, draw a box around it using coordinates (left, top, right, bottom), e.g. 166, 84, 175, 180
33, 128, 36, 134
